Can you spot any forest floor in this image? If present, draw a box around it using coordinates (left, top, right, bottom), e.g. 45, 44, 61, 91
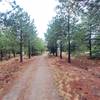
0, 56, 35, 99
0, 54, 100, 100
48, 55, 100, 100
0, 55, 62, 100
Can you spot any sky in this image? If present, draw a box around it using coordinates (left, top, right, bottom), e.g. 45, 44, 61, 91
0, 0, 57, 39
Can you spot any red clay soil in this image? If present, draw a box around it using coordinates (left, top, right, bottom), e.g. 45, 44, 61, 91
48, 55, 100, 100
0, 57, 34, 99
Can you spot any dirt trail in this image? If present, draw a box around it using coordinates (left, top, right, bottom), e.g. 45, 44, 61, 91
2, 55, 62, 100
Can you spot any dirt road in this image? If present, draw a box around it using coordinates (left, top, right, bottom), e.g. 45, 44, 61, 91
2, 55, 62, 100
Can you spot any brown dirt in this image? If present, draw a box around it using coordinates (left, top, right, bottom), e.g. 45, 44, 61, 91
0, 56, 35, 99
1, 55, 62, 100
47, 55, 100, 100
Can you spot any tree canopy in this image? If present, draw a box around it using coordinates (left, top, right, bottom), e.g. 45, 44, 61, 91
0, 0, 45, 62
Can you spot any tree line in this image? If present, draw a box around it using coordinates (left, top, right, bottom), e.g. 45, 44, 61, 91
45, 0, 100, 63
0, 0, 45, 62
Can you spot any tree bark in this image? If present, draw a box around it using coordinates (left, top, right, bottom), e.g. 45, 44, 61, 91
67, 8, 71, 63
0, 50, 3, 61
28, 40, 31, 59
53, 48, 54, 56
13, 50, 16, 58
8, 51, 11, 59
60, 41, 62, 59
12, 50, 16, 57
55, 47, 58, 57
89, 25, 92, 58
20, 30, 23, 62
55, 41, 58, 57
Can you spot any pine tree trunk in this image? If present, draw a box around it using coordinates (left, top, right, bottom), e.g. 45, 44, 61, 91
60, 41, 62, 59
56, 49, 58, 56
28, 40, 31, 59
5, 50, 8, 60
67, 8, 71, 63
12, 50, 16, 57
53, 48, 54, 56
55, 42, 58, 57
20, 30, 23, 62
89, 25, 92, 58
8, 51, 11, 59
0, 50, 3, 61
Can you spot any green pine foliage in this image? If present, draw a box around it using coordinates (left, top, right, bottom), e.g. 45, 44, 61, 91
0, 0, 45, 61
45, 0, 100, 61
